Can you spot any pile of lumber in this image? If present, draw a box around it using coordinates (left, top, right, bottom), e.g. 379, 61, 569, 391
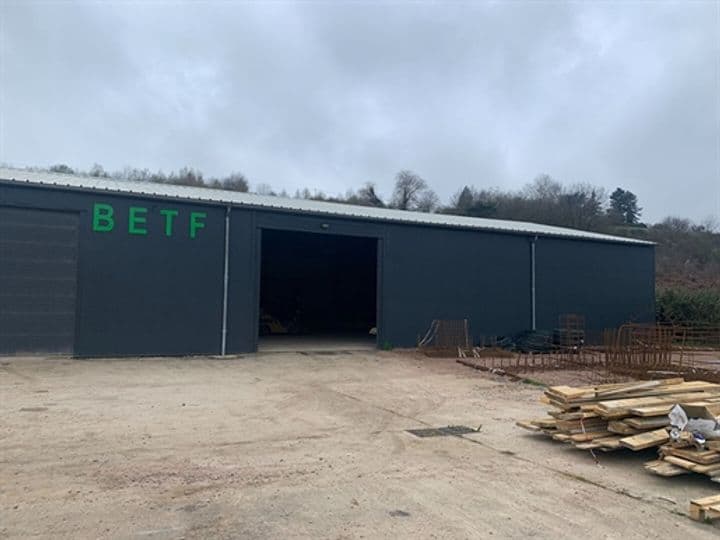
689, 494, 720, 522
644, 405, 720, 482
517, 378, 720, 452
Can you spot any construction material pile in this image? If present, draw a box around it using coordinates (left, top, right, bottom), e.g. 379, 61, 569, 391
645, 402, 720, 482
689, 494, 720, 522
517, 378, 720, 453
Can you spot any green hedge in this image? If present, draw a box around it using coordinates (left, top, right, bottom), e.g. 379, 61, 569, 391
656, 288, 720, 326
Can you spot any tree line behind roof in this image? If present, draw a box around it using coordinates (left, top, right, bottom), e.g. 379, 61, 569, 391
39, 163, 651, 232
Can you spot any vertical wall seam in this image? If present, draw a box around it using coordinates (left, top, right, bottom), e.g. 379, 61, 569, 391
531, 235, 537, 331
252, 213, 261, 352
375, 235, 384, 349
72, 210, 83, 357
220, 206, 231, 355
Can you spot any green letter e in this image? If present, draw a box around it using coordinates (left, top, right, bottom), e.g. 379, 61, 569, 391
92, 203, 115, 232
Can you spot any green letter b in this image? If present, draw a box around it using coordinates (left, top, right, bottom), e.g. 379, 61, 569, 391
92, 203, 114, 232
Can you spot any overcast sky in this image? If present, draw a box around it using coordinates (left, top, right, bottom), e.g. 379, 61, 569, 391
1, 1, 718, 223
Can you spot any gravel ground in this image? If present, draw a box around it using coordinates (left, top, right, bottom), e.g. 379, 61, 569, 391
1, 351, 718, 539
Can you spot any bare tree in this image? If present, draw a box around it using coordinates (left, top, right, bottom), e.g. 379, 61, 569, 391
220, 172, 250, 193
523, 174, 563, 201
255, 183, 276, 196
415, 190, 440, 213
556, 183, 607, 230
115, 166, 155, 182
355, 183, 385, 207
446, 186, 498, 217
167, 167, 204, 187
390, 170, 430, 210
700, 216, 720, 233
49, 164, 75, 174
88, 163, 109, 178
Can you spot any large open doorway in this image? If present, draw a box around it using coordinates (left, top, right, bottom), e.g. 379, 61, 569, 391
258, 229, 378, 351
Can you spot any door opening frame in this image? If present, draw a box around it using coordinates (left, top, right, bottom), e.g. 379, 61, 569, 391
252, 226, 383, 352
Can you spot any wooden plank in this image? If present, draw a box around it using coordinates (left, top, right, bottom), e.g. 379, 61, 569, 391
595, 378, 684, 398
663, 456, 720, 475
580, 404, 601, 413
556, 419, 608, 433
516, 420, 541, 432
569, 430, 613, 443
689, 494, 720, 521
573, 436, 622, 450
546, 378, 685, 403
624, 416, 669, 429
619, 429, 669, 451
531, 418, 558, 429
628, 404, 678, 417
548, 410, 599, 420
553, 380, 719, 407
707, 504, 720, 520
690, 494, 720, 507
644, 459, 690, 477
597, 391, 720, 418
546, 396, 577, 411
546, 383, 631, 400
662, 447, 720, 465
627, 398, 720, 417
596, 436, 624, 450
598, 390, 720, 412
574, 441, 605, 450
607, 421, 638, 435
689, 502, 704, 521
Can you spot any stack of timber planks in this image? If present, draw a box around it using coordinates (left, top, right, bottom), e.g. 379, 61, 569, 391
689, 494, 720, 522
645, 405, 720, 483
517, 378, 720, 452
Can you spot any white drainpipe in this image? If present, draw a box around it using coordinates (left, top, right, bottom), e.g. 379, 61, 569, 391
220, 206, 231, 355
531, 235, 537, 331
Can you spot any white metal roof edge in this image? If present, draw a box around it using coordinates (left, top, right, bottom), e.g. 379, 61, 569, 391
0, 167, 654, 245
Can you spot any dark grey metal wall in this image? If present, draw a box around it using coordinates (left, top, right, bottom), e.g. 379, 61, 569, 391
0, 207, 79, 354
380, 225, 531, 347
1, 184, 225, 356
0, 181, 656, 356
225, 209, 257, 354
534, 237, 655, 332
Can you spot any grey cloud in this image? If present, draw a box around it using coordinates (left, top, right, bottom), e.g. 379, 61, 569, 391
1, 1, 717, 222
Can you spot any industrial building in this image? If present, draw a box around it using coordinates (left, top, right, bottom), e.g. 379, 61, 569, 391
0, 168, 655, 357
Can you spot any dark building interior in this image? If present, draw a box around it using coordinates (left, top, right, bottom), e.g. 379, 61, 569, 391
259, 229, 377, 341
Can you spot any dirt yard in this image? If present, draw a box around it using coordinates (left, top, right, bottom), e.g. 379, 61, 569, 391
1, 350, 718, 539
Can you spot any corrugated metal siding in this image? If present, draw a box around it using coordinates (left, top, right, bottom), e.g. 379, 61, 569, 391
0, 168, 652, 245
0, 207, 79, 354
0, 185, 229, 357
0, 181, 656, 356
535, 237, 656, 332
